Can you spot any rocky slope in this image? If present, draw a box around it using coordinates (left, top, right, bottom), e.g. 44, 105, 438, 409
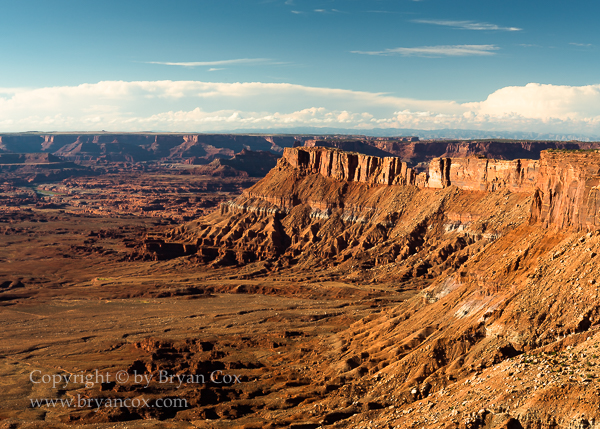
147, 146, 600, 428
164, 147, 543, 272
157, 146, 600, 280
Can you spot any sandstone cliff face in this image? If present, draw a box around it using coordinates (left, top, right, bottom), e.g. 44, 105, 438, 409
531, 151, 600, 231
218, 147, 600, 235
426, 157, 452, 189
427, 157, 539, 192
283, 147, 414, 186
283, 147, 539, 192
235, 147, 600, 236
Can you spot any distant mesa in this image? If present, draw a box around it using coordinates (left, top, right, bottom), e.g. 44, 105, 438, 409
188, 149, 280, 177
0, 151, 89, 184
2, 132, 600, 167
0, 153, 62, 164
302, 136, 600, 166
0, 133, 308, 163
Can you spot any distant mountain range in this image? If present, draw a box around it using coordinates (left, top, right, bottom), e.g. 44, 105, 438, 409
228, 127, 600, 142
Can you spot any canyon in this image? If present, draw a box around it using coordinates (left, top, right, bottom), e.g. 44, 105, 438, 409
0, 133, 305, 164
2, 138, 600, 429
3, 132, 600, 167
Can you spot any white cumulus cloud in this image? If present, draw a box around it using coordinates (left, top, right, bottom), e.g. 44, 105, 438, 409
0, 80, 599, 136
466, 83, 600, 120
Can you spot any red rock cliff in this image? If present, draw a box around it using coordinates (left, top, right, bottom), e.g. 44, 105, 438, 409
427, 157, 539, 192
283, 147, 538, 192
283, 147, 415, 186
531, 150, 600, 231
281, 147, 600, 232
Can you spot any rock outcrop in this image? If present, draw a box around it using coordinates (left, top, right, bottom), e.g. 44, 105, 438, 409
427, 156, 539, 192
110, 145, 600, 429
531, 150, 600, 231
0, 152, 89, 184
283, 147, 539, 192
160, 147, 600, 273
165, 146, 539, 272
191, 149, 280, 177
283, 147, 415, 185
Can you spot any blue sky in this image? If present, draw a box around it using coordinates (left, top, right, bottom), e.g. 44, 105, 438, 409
1, 0, 599, 135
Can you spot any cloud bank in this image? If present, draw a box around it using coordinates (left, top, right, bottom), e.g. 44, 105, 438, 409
0, 80, 599, 136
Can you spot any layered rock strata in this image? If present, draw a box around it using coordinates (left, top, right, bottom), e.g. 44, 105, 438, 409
284, 147, 539, 192
152, 146, 600, 429
426, 156, 539, 192
164, 147, 600, 270
531, 150, 600, 230
243, 147, 600, 232
283, 147, 415, 186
